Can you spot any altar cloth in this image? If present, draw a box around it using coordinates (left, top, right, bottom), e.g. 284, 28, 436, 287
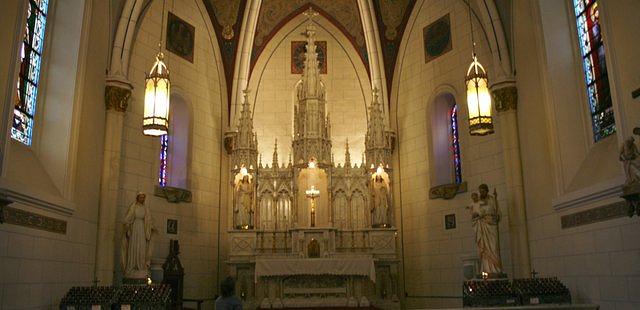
255, 257, 376, 282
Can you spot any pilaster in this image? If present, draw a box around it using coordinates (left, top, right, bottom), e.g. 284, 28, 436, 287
491, 83, 531, 278
95, 77, 132, 284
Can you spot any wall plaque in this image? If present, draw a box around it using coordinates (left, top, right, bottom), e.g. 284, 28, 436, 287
423, 14, 452, 63
167, 219, 178, 234
445, 213, 456, 230
291, 41, 327, 74
166, 12, 195, 63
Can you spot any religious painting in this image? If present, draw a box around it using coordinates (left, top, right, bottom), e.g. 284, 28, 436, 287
444, 213, 456, 230
166, 12, 195, 63
167, 218, 178, 234
423, 14, 452, 63
291, 41, 327, 74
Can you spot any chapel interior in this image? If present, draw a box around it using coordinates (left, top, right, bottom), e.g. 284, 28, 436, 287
0, 0, 639, 309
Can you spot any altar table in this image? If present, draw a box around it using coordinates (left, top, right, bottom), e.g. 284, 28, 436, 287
254, 257, 376, 282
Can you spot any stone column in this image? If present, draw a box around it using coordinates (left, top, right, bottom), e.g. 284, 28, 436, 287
94, 77, 132, 284
492, 84, 531, 278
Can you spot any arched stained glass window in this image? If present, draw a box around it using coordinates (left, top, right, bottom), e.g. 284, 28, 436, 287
12, 0, 50, 145
159, 134, 169, 187
450, 104, 462, 184
573, 0, 615, 141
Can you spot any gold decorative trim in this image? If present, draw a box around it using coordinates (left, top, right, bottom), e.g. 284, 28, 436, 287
154, 186, 192, 203
492, 86, 518, 112
1, 205, 67, 234
105, 85, 131, 112
560, 201, 627, 229
429, 182, 467, 200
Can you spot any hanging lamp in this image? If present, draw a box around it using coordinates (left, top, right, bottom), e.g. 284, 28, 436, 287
143, 0, 171, 136
465, 0, 494, 136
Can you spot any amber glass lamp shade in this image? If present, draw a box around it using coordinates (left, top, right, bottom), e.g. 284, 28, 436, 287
465, 55, 494, 136
143, 52, 171, 136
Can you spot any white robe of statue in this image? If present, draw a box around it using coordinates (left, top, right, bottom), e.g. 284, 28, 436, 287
472, 185, 502, 275
121, 192, 155, 279
372, 175, 389, 227
235, 175, 254, 229
620, 137, 640, 185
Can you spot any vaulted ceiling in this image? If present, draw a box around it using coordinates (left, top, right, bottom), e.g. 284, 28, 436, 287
201, 0, 417, 107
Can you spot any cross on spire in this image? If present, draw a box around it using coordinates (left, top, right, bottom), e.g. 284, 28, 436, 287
303, 6, 319, 21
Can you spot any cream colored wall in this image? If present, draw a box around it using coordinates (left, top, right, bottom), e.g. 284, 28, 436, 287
392, 0, 511, 308
0, 0, 108, 308
247, 14, 371, 166
119, 0, 224, 303
516, 0, 640, 309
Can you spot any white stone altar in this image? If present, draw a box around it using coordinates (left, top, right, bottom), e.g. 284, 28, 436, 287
225, 14, 399, 309
255, 257, 376, 282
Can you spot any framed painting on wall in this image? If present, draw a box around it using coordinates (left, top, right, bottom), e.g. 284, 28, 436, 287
423, 14, 452, 63
166, 12, 195, 63
291, 41, 327, 74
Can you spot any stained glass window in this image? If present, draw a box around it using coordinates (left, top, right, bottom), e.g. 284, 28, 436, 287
159, 134, 169, 187
450, 104, 462, 184
574, 0, 615, 141
12, 0, 50, 145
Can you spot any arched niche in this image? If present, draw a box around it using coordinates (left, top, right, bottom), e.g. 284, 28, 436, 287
429, 92, 462, 187
0, 0, 92, 214
247, 13, 371, 166
165, 92, 192, 189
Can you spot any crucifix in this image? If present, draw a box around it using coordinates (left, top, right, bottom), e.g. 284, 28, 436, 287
305, 186, 320, 227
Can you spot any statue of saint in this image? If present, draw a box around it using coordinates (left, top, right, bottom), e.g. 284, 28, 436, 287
620, 137, 640, 185
371, 165, 391, 227
469, 184, 502, 275
234, 167, 254, 229
121, 192, 156, 279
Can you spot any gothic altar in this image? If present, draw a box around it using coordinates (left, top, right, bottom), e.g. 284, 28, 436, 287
224, 17, 399, 309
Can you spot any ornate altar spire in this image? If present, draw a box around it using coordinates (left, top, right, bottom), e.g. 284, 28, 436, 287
365, 87, 395, 169
344, 139, 351, 168
292, 7, 332, 167
272, 139, 279, 168
230, 89, 258, 171
300, 12, 321, 99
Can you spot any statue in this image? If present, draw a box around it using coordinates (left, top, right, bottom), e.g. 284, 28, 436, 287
467, 184, 502, 276
371, 165, 391, 228
234, 166, 254, 229
620, 137, 640, 185
121, 192, 156, 280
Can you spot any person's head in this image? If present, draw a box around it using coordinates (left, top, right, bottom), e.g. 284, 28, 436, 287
221, 276, 235, 298
136, 192, 146, 204
478, 184, 489, 198
471, 192, 479, 202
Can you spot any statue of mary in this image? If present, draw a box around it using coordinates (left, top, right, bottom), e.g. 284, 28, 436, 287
121, 192, 156, 279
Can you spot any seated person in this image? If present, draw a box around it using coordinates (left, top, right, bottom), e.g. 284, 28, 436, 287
215, 277, 242, 310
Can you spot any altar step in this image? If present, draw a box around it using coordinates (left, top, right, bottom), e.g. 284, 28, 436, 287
257, 307, 381, 310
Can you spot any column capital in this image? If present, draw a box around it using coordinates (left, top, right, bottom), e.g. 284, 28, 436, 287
491, 85, 518, 112
105, 76, 133, 112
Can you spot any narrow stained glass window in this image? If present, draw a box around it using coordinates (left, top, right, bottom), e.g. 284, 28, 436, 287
159, 134, 169, 187
450, 104, 462, 184
12, 0, 50, 145
573, 0, 615, 142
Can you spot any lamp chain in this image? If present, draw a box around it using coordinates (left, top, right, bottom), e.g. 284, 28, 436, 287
159, 0, 167, 51
467, 0, 476, 58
